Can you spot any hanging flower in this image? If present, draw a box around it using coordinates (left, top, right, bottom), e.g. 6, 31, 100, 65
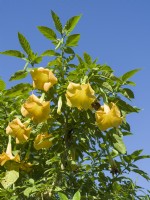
66, 82, 96, 110
34, 133, 53, 150
6, 118, 31, 144
30, 67, 57, 92
21, 94, 50, 123
95, 102, 123, 131
0, 152, 20, 166
0, 137, 20, 166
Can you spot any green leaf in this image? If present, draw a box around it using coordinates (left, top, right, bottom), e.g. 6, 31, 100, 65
115, 98, 140, 113
121, 68, 141, 82
41, 50, 60, 57
132, 169, 150, 181
125, 81, 136, 86
99, 65, 114, 72
76, 54, 85, 67
58, 192, 68, 200
65, 15, 81, 35
121, 121, 131, 131
38, 26, 57, 41
121, 88, 134, 99
131, 149, 143, 159
0, 50, 25, 58
102, 82, 113, 92
66, 54, 75, 63
32, 56, 42, 64
64, 47, 75, 54
73, 191, 81, 200
51, 10, 63, 33
1, 170, 19, 189
4, 83, 32, 97
18, 32, 32, 56
23, 186, 37, 197
83, 52, 92, 64
66, 34, 80, 47
9, 70, 28, 81
134, 155, 150, 162
48, 59, 59, 67
113, 134, 126, 154
0, 79, 6, 91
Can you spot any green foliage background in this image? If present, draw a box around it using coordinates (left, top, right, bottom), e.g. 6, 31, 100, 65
0, 11, 149, 200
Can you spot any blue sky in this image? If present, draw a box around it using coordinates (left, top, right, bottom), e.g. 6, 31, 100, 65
0, 0, 150, 191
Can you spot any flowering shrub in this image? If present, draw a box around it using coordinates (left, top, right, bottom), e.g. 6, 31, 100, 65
0, 10, 149, 200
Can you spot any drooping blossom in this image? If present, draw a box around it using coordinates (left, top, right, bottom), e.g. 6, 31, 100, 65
6, 118, 31, 143
95, 102, 123, 131
30, 67, 57, 92
66, 82, 96, 110
21, 94, 50, 123
34, 133, 53, 150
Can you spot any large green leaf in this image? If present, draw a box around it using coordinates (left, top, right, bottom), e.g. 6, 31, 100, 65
9, 70, 28, 81
65, 15, 81, 35
51, 10, 63, 33
0, 79, 6, 91
121, 68, 141, 82
0, 50, 25, 58
58, 192, 68, 200
113, 134, 126, 154
1, 170, 19, 189
38, 26, 57, 41
66, 34, 80, 47
72, 191, 81, 200
18, 32, 32, 56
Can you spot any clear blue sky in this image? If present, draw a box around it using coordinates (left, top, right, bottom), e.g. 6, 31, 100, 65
0, 0, 150, 191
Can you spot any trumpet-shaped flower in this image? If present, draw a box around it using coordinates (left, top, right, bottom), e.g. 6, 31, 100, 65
21, 94, 50, 123
0, 140, 20, 166
6, 118, 31, 143
66, 82, 96, 110
34, 133, 53, 150
0, 152, 20, 166
95, 102, 123, 131
30, 67, 57, 92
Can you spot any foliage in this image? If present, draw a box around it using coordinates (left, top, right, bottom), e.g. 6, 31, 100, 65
0, 10, 149, 200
